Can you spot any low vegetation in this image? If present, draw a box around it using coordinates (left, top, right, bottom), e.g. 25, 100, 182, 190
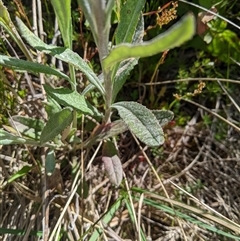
0, 0, 239, 240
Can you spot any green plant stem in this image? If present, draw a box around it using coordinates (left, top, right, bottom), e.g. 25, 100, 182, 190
103, 71, 113, 123
77, 0, 113, 123
92, 1, 113, 123
72, 110, 77, 131
69, 65, 77, 129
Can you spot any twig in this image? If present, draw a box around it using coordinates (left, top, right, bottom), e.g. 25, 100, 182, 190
182, 98, 240, 133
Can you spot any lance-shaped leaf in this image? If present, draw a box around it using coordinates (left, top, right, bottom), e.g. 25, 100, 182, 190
11, 116, 45, 131
81, 10, 144, 99
8, 165, 32, 183
115, 0, 145, 44
16, 17, 105, 95
44, 95, 62, 117
44, 85, 101, 116
102, 140, 122, 186
81, 73, 104, 96
9, 116, 44, 140
152, 110, 174, 126
78, 0, 114, 59
0, 129, 26, 145
50, 0, 72, 48
103, 13, 196, 70
40, 107, 73, 144
112, 13, 144, 102
0, 55, 70, 81
112, 102, 164, 147
0, 1, 33, 61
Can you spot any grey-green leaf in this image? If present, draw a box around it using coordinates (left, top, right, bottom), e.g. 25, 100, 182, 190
50, 0, 72, 48
77, 0, 113, 60
11, 116, 45, 131
9, 116, 44, 140
99, 120, 128, 140
112, 13, 144, 101
0, 55, 70, 81
16, 17, 105, 95
40, 107, 73, 144
112, 58, 138, 102
103, 13, 196, 70
77, 0, 98, 47
152, 110, 174, 126
115, 0, 145, 44
112, 102, 164, 147
44, 85, 100, 116
0, 129, 26, 145
44, 95, 62, 117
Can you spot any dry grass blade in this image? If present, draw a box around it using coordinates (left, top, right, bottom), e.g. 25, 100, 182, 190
179, 0, 240, 30
182, 98, 240, 133
1, 1, 240, 240
217, 80, 240, 113
144, 77, 240, 86
143, 191, 240, 234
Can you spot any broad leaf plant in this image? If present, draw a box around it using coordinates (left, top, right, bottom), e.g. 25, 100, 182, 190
0, 0, 195, 185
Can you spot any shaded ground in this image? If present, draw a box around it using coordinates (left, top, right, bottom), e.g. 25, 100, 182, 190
1, 101, 240, 240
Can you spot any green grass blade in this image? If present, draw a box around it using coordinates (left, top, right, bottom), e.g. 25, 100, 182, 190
141, 197, 240, 240
132, 187, 240, 239
45, 149, 56, 176
0, 227, 42, 237
88, 198, 122, 241
8, 165, 32, 183
124, 197, 147, 241
112, 13, 144, 102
